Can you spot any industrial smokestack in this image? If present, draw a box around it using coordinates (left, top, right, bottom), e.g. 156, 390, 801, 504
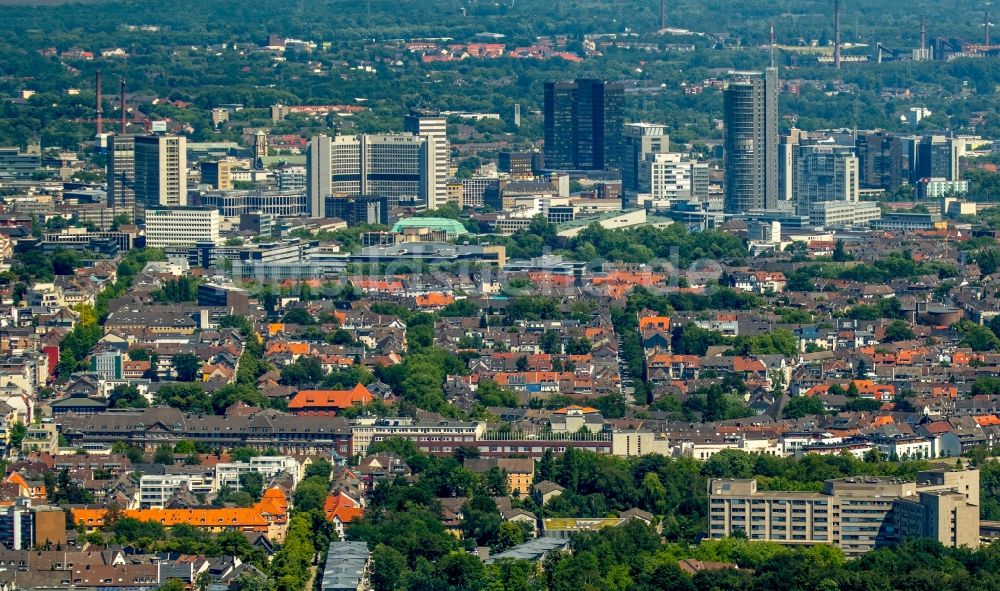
987, 4, 992, 47
95, 71, 103, 137
921, 15, 927, 50
834, 0, 842, 69
120, 78, 126, 135
659, 0, 665, 30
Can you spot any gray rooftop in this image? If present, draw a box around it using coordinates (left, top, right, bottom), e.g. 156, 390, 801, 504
485, 537, 569, 564
320, 541, 370, 591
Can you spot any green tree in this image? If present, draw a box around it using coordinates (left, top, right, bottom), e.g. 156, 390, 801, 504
783, 396, 826, 419
172, 353, 202, 382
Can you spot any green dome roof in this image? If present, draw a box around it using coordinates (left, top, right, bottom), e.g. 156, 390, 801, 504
391, 217, 469, 236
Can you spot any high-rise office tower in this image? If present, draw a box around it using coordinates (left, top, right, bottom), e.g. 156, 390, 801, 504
404, 109, 449, 209
793, 145, 859, 215
543, 78, 624, 171
622, 123, 670, 195
723, 68, 779, 213
856, 131, 895, 191
133, 135, 187, 211
306, 135, 332, 218
307, 134, 434, 217
917, 135, 960, 181
107, 135, 135, 210
890, 135, 920, 190
778, 129, 804, 205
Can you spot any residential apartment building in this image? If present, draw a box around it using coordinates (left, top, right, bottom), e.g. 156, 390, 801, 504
634, 152, 709, 208
143, 207, 221, 247
139, 473, 213, 508
214, 456, 301, 491
707, 469, 980, 556
349, 417, 487, 456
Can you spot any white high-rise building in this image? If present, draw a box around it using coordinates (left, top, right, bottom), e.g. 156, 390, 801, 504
306, 135, 332, 218
133, 135, 187, 212
404, 109, 449, 209
307, 133, 435, 217
144, 207, 220, 247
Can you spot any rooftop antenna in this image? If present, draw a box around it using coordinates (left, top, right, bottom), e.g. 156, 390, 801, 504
95, 71, 102, 137
770, 19, 776, 67
834, 0, 842, 69
120, 78, 126, 135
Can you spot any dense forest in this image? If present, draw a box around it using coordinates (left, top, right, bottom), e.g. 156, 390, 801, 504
4, 0, 1000, 150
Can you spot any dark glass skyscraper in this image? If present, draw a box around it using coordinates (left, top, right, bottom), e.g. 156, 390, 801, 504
723, 68, 778, 213
543, 79, 624, 171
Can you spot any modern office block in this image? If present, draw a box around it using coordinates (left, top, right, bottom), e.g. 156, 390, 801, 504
917, 135, 960, 181
623, 123, 670, 194
793, 145, 859, 215
134, 135, 187, 209
404, 109, 450, 209
544, 79, 624, 171
307, 134, 435, 216
144, 207, 220, 247
723, 69, 778, 213
200, 160, 232, 190
107, 135, 135, 209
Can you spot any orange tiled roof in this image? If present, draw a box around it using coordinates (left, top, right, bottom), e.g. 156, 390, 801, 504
266, 342, 311, 356
415, 293, 455, 307
288, 384, 374, 411
73, 488, 288, 529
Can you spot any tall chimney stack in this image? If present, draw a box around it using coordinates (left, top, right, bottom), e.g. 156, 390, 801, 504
120, 79, 126, 135
987, 4, 992, 47
834, 0, 842, 69
658, 0, 665, 31
95, 71, 102, 136
921, 15, 927, 50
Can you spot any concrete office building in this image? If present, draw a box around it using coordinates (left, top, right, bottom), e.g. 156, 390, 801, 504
107, 135, 135, 210
200, 160, 233, 190
623, 123, 670, 196
133, 135, 187, 211
0, 146, 41, 179
307, 134, 435, 216
778, 129, 805, 204
793, 145, 859, 215
277, 166, 307, 192
144, 207, 221, 247
543, 79, 625, 171
404, 109, 450, 209
708, 469, 979, 556
890, 135, 921, 189
723, 69, 779, 213
200, 190, 307, 218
